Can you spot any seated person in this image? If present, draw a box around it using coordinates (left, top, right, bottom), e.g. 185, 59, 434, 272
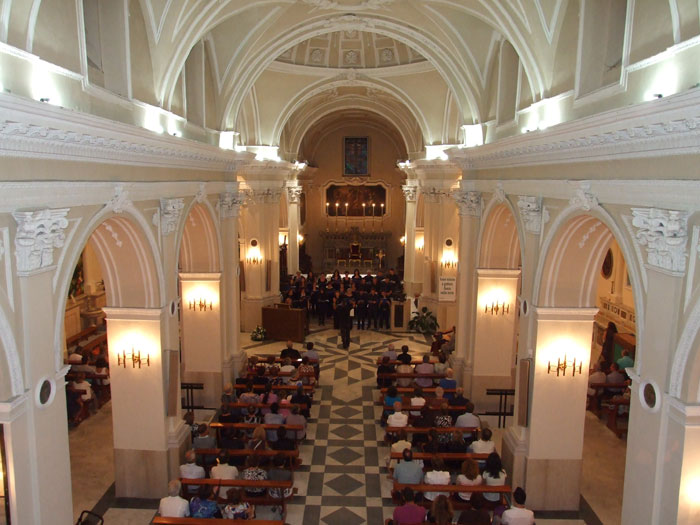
280, 340, 301, 361
289, 384, 312, 418
470, 427, 496, 455
268, 454, 293, 499
210, 452, 238, 481
271, 426, 295, 451
159, 479, 189, 517
242, 455, 268, 497
68, 347, 84, 363
616, 349, 635, 371
246, 424, 267, 451
382, 344, 398, 361
387, 401, 409, 428
415, 355, 435, 388
304, 341, 320, 379
252, 365, 269, 386
499, 487, 535, 525
455, 402, 481, 440
377, 356, 396, 388
456, 458, 483, 502
387, 429, 412, 470
410, 387, 426, 416
263, 403, 285, 442
588, 362, 607, 396
393, 449, 424, 484
93, 357, 110, 386
390, 487, 427, 525
239, 383, 260, 411
482, 453, 507, 503
457, 492, 491, 524
71, 372, 97, 413
222, 488, 254, 520
427, 495, 454, 525
382, 386, 402, 423
433, 404, 453, 448
189, 485, 222, 518
433, 353, 449, 383
397, 345, 413, 364
279, 357, 296, 384
423, 456, 451, 501
285, 405, 307, 440
450, 387, 469, 407
396, 361, 414, 388
606, 362, 626, 394
293, 356, 316, 385
439, 368, 457, 398
179, 450, 204, 494
192, 423, 216, 450
72, 354, 96, 374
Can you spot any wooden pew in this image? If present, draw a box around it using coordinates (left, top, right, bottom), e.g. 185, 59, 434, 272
604, 397, 630, 438
153, 519, 283, 525
234, 384, 314, 393
193, 448, 301, 469
389, 451, 489, 462
376, 358, 438, 365
66, 325, 97, 347
179, 478, 297, 514
65, 372, 111, 407
380, 387, 456, 395
392, 481, 511, 509
587, 382, 628, 416
226, 402, 306, 411
385, 426, 479, 442
209, 422, 304, 444
251, 356, 318, 364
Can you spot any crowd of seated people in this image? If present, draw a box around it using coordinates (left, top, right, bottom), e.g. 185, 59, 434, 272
280, 268, 404, 329
65, 336, 110, 426
159, 341, 317, 521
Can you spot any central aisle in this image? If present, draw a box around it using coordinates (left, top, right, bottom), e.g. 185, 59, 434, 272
244, 327, 433, 524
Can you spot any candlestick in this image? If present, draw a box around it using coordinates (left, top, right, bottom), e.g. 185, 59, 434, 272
345, 202, 349, 231
372, 203, 376, 232
326, 202, 330, 231
362, 203, 366, 232
380, 203, 385, 232
335, 202, 339, 232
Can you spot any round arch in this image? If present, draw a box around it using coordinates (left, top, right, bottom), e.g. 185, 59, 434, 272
669, 291, 700, 402
53, 206, 165, 371
0, 302, 23, 398
477, 200, 523, 269
177, 200, 222, 274
532, 206, 646, 369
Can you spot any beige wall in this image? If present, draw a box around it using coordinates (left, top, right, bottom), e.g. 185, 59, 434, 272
301, 124, 407, 272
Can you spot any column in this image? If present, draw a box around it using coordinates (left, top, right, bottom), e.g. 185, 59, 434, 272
471, 269, 520, 411
285, 181, 302, 275
179, 273, 222, 409
219, 187, 246, 381
155, 197, 189, 481
401, 180, 419, 296
520, 306, 597, 510
239, 169, 288, 331
622, 207, 688, 523
12, 208, 73, 524
103, 306, 170, 498
450, 185, 482, 391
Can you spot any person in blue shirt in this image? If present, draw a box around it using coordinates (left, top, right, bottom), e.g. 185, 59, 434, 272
438, 368, 457, 400
616, 349, 634, 371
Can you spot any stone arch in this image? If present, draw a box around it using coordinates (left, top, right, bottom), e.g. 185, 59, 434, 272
533, 206, 645, 368
178, 201, 222, 273
0, 302, 23, 399
669, 291, 700, 402
478, 201, 522, 269
53, 206, 165, 370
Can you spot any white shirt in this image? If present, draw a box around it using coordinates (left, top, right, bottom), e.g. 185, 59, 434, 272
501, 506, 535, 525
159, 496, 190, 517
423, 470, 450, 500
410, 396, 425, 416
179, 462, 205, 479
482, 469, 507, 501
211, 464, 238, 480
456, 473, 482, 500
71, 381, 92, 401
470, 439, 496, 454
280, 364, 296, 383
588, 370, 606, 395
455, 412, 480, 435
387, 411, 408, 427
387, 439, 412, 469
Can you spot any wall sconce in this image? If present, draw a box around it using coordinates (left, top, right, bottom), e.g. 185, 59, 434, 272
440, 258, 458, 269
484, 302, 510, 315
246, 239, 263, 264
188, 299, 213, 311
297, 233, 305, 245
415, 237, 424, 252
400, 235, 406, 246
117, 348, 150, 369
547, 354, 582, 377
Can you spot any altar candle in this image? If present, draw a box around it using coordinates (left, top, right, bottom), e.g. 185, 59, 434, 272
380, 203, 385, 231
335, 202, 339, 232
362, 203, 366, 231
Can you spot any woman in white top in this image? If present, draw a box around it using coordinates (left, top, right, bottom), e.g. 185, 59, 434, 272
423, 456, 451, 501
469, 427, 496, 454
456, 458, 482, 500
410, 387, 426, 416
482, 452, 507, 502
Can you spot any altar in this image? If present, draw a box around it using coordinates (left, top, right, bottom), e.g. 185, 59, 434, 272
320, 227, 391, 272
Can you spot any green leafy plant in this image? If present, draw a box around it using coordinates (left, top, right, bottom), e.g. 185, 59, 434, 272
408, 306, 439, 335
251, 325, 267, 341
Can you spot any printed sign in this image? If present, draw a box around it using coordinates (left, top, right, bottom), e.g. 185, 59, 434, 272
439, 276, 456, 301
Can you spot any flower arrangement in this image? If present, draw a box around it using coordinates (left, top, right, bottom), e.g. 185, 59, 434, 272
251, 325, 267, 341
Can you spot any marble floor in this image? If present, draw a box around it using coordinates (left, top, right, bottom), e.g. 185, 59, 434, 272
68, 323, 623, 524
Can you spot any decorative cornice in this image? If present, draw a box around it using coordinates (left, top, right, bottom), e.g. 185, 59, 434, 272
157, 198, 184, 236
449, 89, 700, 170
248, 188, 283, 205
517, 195, 549, 234
219, 191, 246, 218
421, 187, 449, 203
12, 208, 70, 276
451, 189, 481, 217
0, 93, 253, 171
632, 207, 689, 275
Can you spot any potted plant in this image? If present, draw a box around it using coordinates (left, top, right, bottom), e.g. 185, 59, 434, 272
251, 325, 267, 341
408, 306, 439, 335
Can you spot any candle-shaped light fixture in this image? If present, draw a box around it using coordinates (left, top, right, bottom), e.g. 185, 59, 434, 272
345, 202, 349, 230
335, 202, 339, 232
380, 203, 385, 232
326, 202, 330, 231
362, 203, 366, 231
372, 203, 376, 231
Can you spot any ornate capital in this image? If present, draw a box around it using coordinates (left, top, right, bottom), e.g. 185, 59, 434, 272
569, 182, 599, 211
401, 184, 418, 202
632, 207, 689, 274
219, 191, 246, 218
493, 183, 506, 203
158, 198, 184, 235
451, 190, 481, 217
285, 183, 303, 204
195, 182, 207, 204
517, 196, 549, 234
107, 183, 131, 213
12, 208, 69, 275
249, 188, 282, 205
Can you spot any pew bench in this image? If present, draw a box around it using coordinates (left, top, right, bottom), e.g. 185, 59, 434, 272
392, 481, 511, 509
180, 478, 297, 514
194, 448, 301, 469
385, 426, 479, 442
234, 384, 314, 393
153, 519, 284, 525
587, 382, 628, 416
66, 325, 97, 347
603, 397, 630, 438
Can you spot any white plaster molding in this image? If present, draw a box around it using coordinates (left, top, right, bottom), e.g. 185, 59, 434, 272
247, 188, 283, 205
493, 183, 506, 203
285, 182, 303, 204
301, 0, 394, 11
106, 184, 132, 214
12, 208, 69, 276
218, 191, 246, 219
517, 195, 549, 234
157, 198, 185, 236
451, 189, 482, 217
449, 89, 700, 169
631, 207, 689, 275
420, 187, 449, 203
401, 183, 418, 202
0, 393, 29, 423
568, 181, 599, 211
195, 183, 207, 204
0, 93, 253, 171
